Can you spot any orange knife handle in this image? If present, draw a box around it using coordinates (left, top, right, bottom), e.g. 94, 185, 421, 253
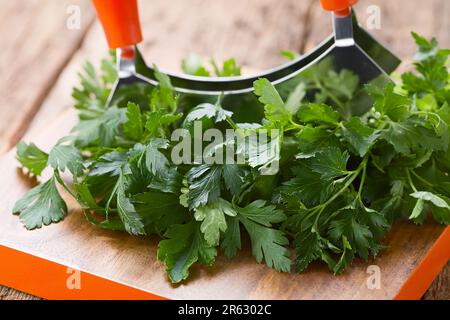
92, 0, 143, 49
320, 0, 358, 17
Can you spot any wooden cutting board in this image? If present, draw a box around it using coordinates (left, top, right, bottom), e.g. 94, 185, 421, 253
0, 108, 448, 300
1, 0, 449, 300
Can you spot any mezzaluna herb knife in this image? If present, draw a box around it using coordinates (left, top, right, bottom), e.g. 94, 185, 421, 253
14, 33, 450, 283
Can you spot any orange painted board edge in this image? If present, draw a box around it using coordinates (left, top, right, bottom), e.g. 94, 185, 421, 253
394, 226, 450, 300
0, 244, 166, 300
0, 228, 448, 300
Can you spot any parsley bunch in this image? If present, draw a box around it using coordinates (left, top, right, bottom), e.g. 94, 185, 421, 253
14, 33, 449, 283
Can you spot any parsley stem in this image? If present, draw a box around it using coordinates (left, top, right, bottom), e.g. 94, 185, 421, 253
226, 115, 238, 130
405, 168, 418, 193
105, 175, 120, 218
54, 170, 113, 214
236, 181, 254, 205
357, 160, 367, 199
414, 111, 442, 122
54, 170, 78, 200
284, 126, 299, 133
284, 230, 296, 238
410, 169, 435, 187
323, 156, 368, 209
310, 156, 368, 229
289, 120, 305, 129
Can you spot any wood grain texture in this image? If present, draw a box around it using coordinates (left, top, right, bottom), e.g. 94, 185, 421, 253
1, 0, 449, 299
423, 261, 450, 300
0, 0, 95, 154
25, 0, 315, 137
136, 0, 311, 71
0, 286, 40, 300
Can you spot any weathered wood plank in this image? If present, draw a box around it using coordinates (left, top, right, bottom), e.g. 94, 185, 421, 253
137, 0, 314, 71
0, 0, 95, 153
423, 261, 450, 300
25, 0, 315, 138
0, 286, 40, 300
0, 0, 96, 300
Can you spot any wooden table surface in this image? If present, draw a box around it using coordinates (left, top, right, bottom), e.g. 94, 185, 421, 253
0, 0, 449, 300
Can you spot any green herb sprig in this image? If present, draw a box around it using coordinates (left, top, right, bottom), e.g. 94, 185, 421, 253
14, 34, 449, 283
